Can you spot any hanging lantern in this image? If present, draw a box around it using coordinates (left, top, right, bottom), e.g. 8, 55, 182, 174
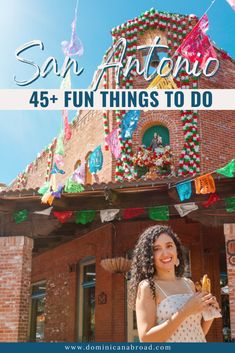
100, 257, 132, 274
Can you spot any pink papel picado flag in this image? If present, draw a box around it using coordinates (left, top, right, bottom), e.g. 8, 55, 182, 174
177, 14, 217, 69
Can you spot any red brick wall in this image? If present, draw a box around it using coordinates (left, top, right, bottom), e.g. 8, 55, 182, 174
32, 224, 114, 342
198, 50, 235, 173
0, 236, 33, 342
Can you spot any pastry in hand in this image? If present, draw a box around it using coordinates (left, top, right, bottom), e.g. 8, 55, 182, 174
201, 274, 211, 293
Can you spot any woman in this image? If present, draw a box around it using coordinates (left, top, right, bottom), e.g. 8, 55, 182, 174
128, 225, 221, 342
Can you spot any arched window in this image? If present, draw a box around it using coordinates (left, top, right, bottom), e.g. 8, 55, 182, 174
142, 125, 169, 148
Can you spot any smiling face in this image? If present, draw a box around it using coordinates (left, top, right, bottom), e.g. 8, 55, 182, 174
153, 233, 178, 274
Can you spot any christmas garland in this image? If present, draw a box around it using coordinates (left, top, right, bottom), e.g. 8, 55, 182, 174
109, 9, 200, 179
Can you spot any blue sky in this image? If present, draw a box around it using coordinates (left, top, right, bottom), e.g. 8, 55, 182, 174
0, 0, 234, 184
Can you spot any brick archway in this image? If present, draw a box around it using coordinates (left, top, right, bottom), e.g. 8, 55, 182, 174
132, 111, 185, 170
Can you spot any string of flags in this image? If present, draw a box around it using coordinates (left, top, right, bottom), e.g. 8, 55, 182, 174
11, 158, 235, 225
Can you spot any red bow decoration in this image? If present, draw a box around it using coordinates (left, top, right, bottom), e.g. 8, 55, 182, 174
123, 208, 145, 220
202, 193, 220, 208
53, 211, 73, 223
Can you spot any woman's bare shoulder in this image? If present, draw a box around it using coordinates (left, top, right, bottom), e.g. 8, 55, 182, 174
137, 280, 155, 303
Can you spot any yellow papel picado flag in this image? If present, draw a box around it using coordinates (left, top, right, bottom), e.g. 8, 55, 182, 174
147, 64, 177, 89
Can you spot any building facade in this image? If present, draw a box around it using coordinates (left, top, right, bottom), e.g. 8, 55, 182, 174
0, 9, 235, 343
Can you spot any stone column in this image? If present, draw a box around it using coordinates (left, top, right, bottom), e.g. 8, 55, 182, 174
0, 236, 33, 342
224, 224, 235, 340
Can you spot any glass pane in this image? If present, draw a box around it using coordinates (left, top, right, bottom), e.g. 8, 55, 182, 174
30, 283, 46, 342
83, 263, 96, 283
83, 285, 95, 341
82, 263, 96, 342
142, 125, 170, 147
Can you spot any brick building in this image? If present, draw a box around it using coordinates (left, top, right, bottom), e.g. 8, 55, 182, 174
0, 9, 235, 343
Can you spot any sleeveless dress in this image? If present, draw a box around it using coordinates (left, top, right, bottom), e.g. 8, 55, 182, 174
155, 279, 206, 342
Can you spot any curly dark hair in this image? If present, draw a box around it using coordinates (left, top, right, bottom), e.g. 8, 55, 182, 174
128, 225, 185, 309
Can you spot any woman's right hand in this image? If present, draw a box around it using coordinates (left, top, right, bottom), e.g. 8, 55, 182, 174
182, 292, 214, 317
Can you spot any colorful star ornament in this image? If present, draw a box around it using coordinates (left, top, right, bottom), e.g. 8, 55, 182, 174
121, 110, 140, 140
13, 209, 28, 224
148, 206, 169, 221
88, 146, 103, 174
176, 181, 192, 202
53, 211, 73, 223
75, 210, 96, 224
216, 159, 235, 178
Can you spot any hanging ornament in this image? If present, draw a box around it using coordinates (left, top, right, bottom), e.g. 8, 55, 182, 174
123, 208, 144, 220
195, 174, 216, 194
216, 159, 235, 178
53, 211, 73, 223
121, 110, 140, 140
41, 193, 54, 206
13, 210, 28, 224
54, 154, 64, 169
224, 197, 235, 212
174, 203, 198, 217
88, 146, 103, 174
100, 209, 120, 223
51, 163, 65, 175
105, 128, 122, 159
75, 210, 96, 224
55, 132, 64, 156
202, 193, 220, 208
61, 0, 84, 57
38, 182, 50, 196
176, 181, 192, 201
51, 184, 64, 199
71, 163, 85, 184
64, 178, 85, 193
63, 110, 72, 141
148, 206, 169, 221
34, 207, 53, 216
